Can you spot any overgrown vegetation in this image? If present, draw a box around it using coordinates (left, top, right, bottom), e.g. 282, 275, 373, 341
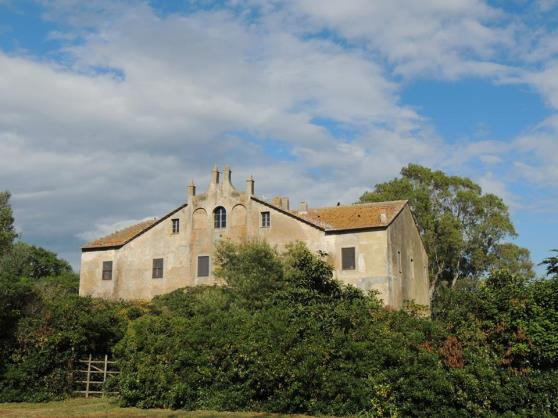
1, 169, 557, 417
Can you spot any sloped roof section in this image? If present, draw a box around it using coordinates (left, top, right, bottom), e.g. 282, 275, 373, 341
82, 203, 188, 251
292, 200, 408, 231
82, 219, 158, 250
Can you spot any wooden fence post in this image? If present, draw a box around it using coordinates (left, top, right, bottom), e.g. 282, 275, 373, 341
85, 353, 92, 398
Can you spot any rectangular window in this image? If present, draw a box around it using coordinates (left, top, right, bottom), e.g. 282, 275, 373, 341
152, 258, 164, 279
172, 218, 180, 234
198, 256, 210, 277
102, 261, 113, 280
341, 247, 356, 270
261, 211, 270, 228
397, 250, 402, 274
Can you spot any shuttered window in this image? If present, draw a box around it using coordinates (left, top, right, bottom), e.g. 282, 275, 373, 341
198, 256, 210, 277
341, 247, 356, 270
152, 258, 164, 279
102, 261, 113, 280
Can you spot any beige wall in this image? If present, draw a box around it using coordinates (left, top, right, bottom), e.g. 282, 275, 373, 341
387, 205, 430, 307
80, 172, 428, 308
326, 230, 392, 303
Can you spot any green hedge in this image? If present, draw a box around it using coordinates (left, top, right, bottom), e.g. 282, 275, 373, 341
1, 241, 557, 416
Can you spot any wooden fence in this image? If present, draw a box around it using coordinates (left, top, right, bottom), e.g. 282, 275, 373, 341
73, 354, 120, 398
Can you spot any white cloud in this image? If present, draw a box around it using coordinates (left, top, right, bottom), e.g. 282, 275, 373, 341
1, 0, 558, 268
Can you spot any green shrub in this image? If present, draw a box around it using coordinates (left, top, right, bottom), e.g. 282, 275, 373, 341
0, 279, 130, 402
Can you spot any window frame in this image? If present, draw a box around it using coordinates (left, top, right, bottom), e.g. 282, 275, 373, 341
213, 206, 227, 229
152, 258, 164, 279
171, 218, 180, 234
341, 247, 356, 271
102, 261, 113, 280
261, 211, 271, 228
197, 255, 210, 277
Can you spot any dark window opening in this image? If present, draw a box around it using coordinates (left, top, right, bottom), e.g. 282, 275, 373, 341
214, 206, 226, 228
198, 256, 210, 277
172, 218, 180, 234
152, 258, 164, 279
102, 261, 113, 280
342, 247, 356, 270
261, 211, 270, 227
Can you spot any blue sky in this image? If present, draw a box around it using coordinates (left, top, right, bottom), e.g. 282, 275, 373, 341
0, 0, 557, 273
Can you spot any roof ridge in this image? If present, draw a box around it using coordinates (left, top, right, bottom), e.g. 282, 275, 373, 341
293, 199, 408, 212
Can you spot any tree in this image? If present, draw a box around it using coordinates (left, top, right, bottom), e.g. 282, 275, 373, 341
0, 242, 72, 280
492, 243, 535, 279
359, 164, 519, 297
0, 191, 17, 257
541, 249, 558, 277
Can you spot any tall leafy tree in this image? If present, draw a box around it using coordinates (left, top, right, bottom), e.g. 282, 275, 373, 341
360, 164, 519, 297
0, 191, 17, 256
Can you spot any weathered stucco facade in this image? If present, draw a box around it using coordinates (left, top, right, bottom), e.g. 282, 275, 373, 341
80, 166, 429, 308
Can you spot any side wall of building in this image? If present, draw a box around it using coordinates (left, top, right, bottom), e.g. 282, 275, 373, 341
325, 229, 392, 304
80, 249, 118, 298
79, 206, 190, 300
387, 205, 430, 308
111, 206, 190, 300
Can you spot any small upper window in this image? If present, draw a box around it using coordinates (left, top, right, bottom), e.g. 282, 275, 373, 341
214, 206, 226, 229
261, 211, 270, 228
102, 261, 113, 280
198, 256, 210, 277
152, 258, 164, 279
172, 218, 180, 234
341, 247, 356, 270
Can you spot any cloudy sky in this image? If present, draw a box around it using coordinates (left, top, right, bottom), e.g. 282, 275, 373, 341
1, 0, 557, 271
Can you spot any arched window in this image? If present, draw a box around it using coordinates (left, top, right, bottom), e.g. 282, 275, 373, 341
214, 206, 226, 228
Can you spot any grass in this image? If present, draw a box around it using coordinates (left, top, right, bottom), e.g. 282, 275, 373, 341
0, 398, 321, 418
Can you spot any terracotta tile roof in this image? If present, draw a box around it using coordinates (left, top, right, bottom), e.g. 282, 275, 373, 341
291, 200, 407, 231
82, 219, 158, 250
252, 196, 407, 231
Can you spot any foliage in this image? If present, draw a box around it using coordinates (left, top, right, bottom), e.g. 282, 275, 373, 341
0, 242, 73, 281
433, 270, 558, 370
541, 249, 558, 277
0, 191, 17, 257
359, 164, 527, 296
0, 275, 130, 402
115, 241, 558, 417
492, 243, 535, 279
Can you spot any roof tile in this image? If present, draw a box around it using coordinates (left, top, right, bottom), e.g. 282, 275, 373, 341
292, 200, 407, 230
82, 219, 157, 250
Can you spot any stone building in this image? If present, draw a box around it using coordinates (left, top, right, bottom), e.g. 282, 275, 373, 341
80, 166, 429, 308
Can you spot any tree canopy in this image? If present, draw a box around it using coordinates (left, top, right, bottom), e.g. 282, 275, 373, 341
541, 249, 558, 277
359, 164, 532, 296
0, 191, 17, 257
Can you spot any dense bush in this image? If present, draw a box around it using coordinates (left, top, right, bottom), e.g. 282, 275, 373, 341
2, 239, 557, 415
0, 273, 133, 402
114, 241, 558, 417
